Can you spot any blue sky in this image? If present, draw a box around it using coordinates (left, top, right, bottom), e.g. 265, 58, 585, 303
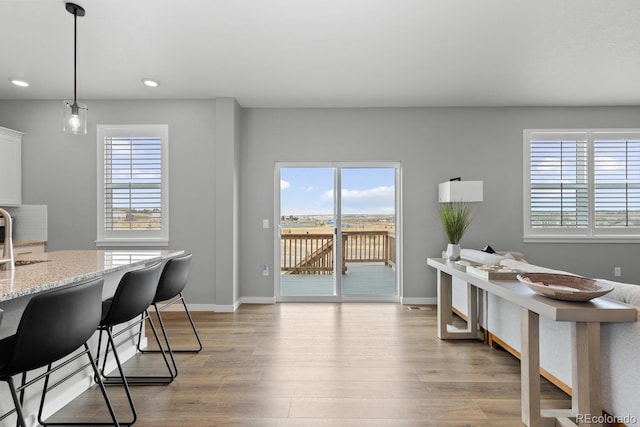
280, 167, 395, 215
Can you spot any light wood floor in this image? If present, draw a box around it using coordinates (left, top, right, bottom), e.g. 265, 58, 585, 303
51, 303, 570, 426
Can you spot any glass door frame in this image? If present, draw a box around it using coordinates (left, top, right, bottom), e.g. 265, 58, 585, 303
274, 161, 403, 302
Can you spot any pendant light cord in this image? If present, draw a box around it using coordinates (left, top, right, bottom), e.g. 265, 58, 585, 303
73, 10, 77, 104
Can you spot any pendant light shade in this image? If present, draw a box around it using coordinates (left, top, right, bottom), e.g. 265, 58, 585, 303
63, 100, 88, 134
63, 3, 87, 135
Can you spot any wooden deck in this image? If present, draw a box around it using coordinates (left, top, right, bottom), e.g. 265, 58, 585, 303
280, 263, 396, 296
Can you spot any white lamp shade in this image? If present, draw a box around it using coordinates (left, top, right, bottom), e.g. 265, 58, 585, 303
438, 181, 483, 203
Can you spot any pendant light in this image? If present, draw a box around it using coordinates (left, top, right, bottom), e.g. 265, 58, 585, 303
63, 3, 87, 135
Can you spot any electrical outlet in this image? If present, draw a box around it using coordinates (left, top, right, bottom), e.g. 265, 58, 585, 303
262, 264, 269, 276
614, 267, 621, 277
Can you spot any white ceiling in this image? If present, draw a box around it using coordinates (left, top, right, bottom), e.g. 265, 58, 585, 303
1, 0, 640, 108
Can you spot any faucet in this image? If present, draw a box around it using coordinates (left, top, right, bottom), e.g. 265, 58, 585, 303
0, 208, 14, 271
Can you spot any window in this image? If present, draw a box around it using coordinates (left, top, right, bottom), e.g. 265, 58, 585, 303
97, 125, 169, 246
524, 129, 640, 242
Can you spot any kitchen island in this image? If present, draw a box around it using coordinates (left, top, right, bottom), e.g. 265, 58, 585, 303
0, 249, 183, 301
0, 249, 184, 426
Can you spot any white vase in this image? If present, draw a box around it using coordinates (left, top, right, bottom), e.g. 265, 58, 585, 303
446, 243, 460, 261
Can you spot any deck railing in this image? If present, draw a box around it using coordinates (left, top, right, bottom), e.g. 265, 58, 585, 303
281, 234, 335, 274
281, 231, 395, 275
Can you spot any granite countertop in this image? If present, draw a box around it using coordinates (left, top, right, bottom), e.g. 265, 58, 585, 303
0, 249, 184, 302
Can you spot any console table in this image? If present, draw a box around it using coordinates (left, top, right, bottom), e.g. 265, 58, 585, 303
427, 258, 637, 427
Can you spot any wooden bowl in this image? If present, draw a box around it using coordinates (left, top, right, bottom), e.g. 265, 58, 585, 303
516, 273, 614, 302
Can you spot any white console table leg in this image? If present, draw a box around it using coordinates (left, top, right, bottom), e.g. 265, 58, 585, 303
573, 322, 602, 427
521, 308, 542, 426
436, 270, 480, 340
436, 269, 453, 339
521, 311, 603, 427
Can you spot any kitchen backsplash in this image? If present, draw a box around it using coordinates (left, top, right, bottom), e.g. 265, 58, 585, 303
2, 204, 47, 241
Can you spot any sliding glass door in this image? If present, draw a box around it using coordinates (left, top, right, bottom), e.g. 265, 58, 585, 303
279, 167, 336, 296
277, 163, 400, 301
340, 167, 397, 296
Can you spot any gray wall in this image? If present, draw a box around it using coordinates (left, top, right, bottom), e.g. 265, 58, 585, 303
0, 99, 217, 305
214, 99, 242, 308
239, 107, 640, 301
2, 101, 640, 306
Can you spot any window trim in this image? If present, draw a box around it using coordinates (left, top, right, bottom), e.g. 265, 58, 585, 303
523, 129, 640, 243
96, 124, 169, 247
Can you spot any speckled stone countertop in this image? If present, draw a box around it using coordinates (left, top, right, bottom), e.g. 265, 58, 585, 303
0, 249, 184, 302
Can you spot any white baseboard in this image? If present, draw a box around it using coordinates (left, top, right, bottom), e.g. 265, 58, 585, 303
212, 304, 236, 312
212, 297, 275, 312
241, 296, 276, 304
401, 297, 437, 305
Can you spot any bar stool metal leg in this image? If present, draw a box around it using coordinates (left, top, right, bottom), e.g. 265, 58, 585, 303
134, 253, 202, 379
37, 343, 120, 426
151, 295, 203, 353
135, 296, 204, 380
99, 310, 174, 385
94, 325, 138, 426
4, 377, 27, 427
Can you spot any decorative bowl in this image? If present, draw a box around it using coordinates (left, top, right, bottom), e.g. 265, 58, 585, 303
516, 273, 614, 302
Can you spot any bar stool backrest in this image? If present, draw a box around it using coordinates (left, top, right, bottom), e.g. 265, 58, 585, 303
0, 278, 103, 377
101, 262, 162, 327
154, 253, 192, 302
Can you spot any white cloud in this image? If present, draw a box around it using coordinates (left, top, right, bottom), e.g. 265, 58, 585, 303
343, 186, 394, 202
322, 186, 395, 213
595, 156, 624, 171
280, 180, 291, 189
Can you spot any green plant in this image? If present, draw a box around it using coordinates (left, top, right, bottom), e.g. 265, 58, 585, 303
439, 202, 472, 244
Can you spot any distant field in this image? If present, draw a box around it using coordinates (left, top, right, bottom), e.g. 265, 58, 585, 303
281, 214, 395, 234
111, 211, 161, 230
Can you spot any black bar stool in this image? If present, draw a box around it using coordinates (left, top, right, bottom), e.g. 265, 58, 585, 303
136, 253, 201, 378
0, 278, 119, 427
96, 261, 173, 425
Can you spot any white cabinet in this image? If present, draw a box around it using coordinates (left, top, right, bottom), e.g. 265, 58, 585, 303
14, 242, 46, 256
0, 126, 23, 206
0, 241, 45, 258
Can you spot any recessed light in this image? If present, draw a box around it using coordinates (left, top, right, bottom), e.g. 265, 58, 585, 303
142, 79, 159, 88
9, 78, 29, 87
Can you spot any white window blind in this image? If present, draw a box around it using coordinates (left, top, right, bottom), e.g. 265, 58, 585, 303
529, 137, 588, 229
104, 137, 162, 231
594, 138, 640, 228
524, 129, 640, 242
97, 125, 169, 246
